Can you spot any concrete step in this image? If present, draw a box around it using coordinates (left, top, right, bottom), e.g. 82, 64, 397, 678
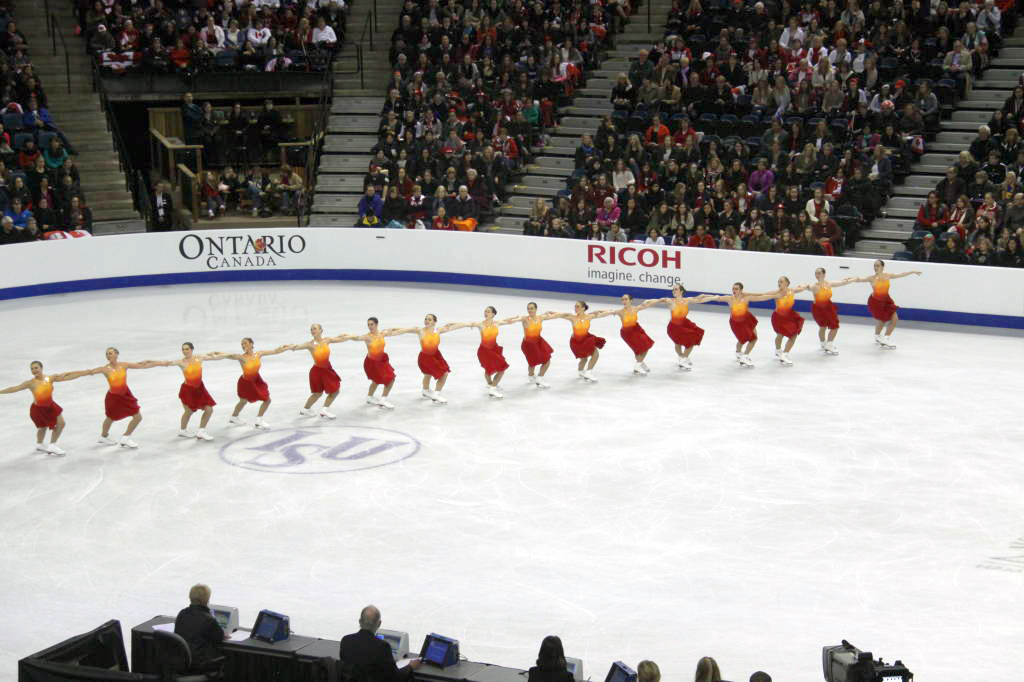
925, 142, 971, 153
499, 204, 533, 217
510, 185, 560, 198
92, 219, 146, 235
323, 135, 376, 153
316, 175, 367, 192
553, 124, 596, 137
914, 164, 952, 175
564, 105, 615, 116
327, 115, 379, 133
902, 175, 942, 189
991, 57, 1024, 68
965, 89, 1009, 102
493, 215, 525, 233
975, 79, 1018, 90
560, 116, 604, 128
330, 99, 384, 115
516, 175, 570, 190
887, 196, 924, 210
996, 47, 1024, 59
958, 98, 1002, 111
861, 228, 912, 240
919, 153, 958, 166
893, 185, 932, 197
853, 239, 903, 254
951, 109, 995, 123
312, 194, 361, 210
307, 214, 359, 225
940, 120, 985, 131
320, 156, 373, 171
871, 217, 918, 232
936, 131, 976, 144
883, 207, 918, 219
847, 247, 895, 259
527, 156, 575, 173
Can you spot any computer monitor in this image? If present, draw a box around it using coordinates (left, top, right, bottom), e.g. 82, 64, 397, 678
251, 610, 290, 643
604, 661, 637, 682
376, 629, 410, 659
419, 633, 459, 667
210, 605, 239, 633
566, 656, 583, 682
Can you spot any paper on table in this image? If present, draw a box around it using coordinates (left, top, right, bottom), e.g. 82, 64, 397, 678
396, 658, 412, 669
227, 630, 250, 642
152, 623, 174, 633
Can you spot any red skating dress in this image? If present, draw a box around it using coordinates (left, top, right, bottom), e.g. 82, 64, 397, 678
868, 278, 899, 321
620, 309, 655, 355
569, 318, 606, 358
29, 377, 62, 429
477, 324, 510, 373
811, 284, 840, 329
771, 291, 805, 337
729, 299, 758, 343
237, 355, 270, 402
363, 336, 396, 385
417, 331, 451, 379
104, 366, 140, 420
521, 318, 554, 367
179, 359, 216, 410
667, 300, 704, 347
309, 341, 341, 394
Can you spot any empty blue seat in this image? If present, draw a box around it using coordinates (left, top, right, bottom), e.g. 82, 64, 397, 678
2, 112, 23, 131
13, 132, 33, 149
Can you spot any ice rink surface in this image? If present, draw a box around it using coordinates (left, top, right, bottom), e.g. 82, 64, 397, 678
0, 281, 1022, 681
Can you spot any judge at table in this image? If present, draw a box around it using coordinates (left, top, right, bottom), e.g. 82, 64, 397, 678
340, 605, 421, 682
174, 583, 226, 671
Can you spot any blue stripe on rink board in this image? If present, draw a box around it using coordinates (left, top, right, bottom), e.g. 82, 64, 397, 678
1, 268, 1022, 330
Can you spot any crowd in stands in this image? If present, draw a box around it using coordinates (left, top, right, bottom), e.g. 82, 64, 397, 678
355, 0, 622, 228
908, 87, 1024, 266
526, 0, 1014, 255
80, 0, 344, 74
0, 6, 90, 244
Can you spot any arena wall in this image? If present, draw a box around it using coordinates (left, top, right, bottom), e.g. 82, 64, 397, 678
1, 229, 1021, 328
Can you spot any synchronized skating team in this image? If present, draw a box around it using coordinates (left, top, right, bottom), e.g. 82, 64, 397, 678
0, 261, 920, 455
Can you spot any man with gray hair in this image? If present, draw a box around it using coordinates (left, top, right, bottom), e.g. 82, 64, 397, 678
339, 605, 421, 681
173, 583, 225, 671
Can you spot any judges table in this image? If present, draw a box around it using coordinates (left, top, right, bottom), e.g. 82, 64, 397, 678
131, 617, 527, 682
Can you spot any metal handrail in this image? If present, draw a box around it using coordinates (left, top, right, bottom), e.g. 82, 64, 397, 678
359, 11, 373, 52
373, 0, 379, 33
298, 51, 336, 227
49, 15, 71, 94
92, 55, 147, 223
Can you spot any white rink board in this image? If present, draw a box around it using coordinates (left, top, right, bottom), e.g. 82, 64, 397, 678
0, 228, 1021, 326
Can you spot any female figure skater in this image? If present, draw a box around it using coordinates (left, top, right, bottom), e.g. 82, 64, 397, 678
90, 347, 163, 448
0, 361, 92, 455
412, 314, 468, 404
807, 268, 856, 355
849, 260, 922, 348
702, 284, 781, 367
165, 342, 226, 440
767, 276, 810, 366
659, 284, 710, 370
359, 317, 411, 409
286, 324, 354, 419
551, 301, 616, 381
466, 306, 521, 398
519, 302, 557, 388
613, 293, 659, 375
222, 337, 289, 428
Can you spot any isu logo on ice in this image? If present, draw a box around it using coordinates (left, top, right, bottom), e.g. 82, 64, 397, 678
219, 425, 419, 474
178, 233, 307, 270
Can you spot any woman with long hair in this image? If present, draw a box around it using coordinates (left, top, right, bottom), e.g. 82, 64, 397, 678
848, 260, 922, 348
527, 636, 572, 682
694, 656, 722, 682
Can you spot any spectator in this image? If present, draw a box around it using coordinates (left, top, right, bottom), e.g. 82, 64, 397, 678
381, 185, 408, 228
173, 584, 225, 673
638, 661, 660, 682
527, 636, 572, 682
0, 215, 24, 244
273, 165, 303, 215
695, 657, 722, 682
595, 196, 621, 232
244, 166, 273, 218
339, 606, 420, 682
915, 191, 948, 233
200, 171, 225, 219
687, 224, 716, 248
151, 180, 174, 231
750, 673, 772, 682
914, 233, 941, 261
970, 126, 997, 163
449, 185, 479, 231
6, 197, 30, 228
356, 186, 382, 226
645, 227, 665, 245
607, 223, 628, 242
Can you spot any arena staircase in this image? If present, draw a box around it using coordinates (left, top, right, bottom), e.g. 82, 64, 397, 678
20, 2, 141, 231
309, 0, 400, 226
494, 3, 672, 234
851, 30, 1023, 258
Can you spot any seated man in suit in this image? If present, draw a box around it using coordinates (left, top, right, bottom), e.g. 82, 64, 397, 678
339, 605, 421, 682
174, 583, 226, 672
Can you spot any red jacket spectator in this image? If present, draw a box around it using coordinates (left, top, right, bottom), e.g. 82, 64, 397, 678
687, 229, 717, 248
644, 120, 670, 146
915, 202, 948, 230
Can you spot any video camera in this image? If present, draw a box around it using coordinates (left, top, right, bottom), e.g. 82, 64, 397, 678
822, 640, 913, 682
